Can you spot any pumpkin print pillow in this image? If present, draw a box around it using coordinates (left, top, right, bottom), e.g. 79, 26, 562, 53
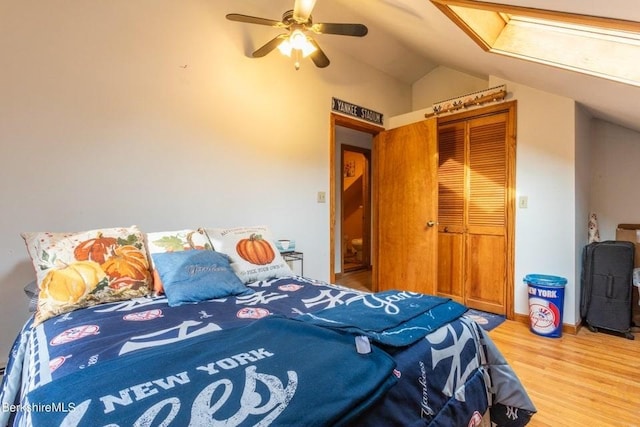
22, 225, 153, 325
146, 229, 211, 295
202, 226, 294, 284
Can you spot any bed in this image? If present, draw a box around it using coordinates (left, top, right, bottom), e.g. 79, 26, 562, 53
1, 225, 536, 426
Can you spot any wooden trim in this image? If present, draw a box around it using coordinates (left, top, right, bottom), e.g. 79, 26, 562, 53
505, 102, 517, 321
330, 117, 336, 283
430, 1, 497, 51
331, 114, 384, 135
329, 113, 383, 284
430, 0, 640, 33
431, 1, 640, 87
437, 100, 516, 124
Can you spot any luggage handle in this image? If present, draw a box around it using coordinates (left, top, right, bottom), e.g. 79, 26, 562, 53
606, 274, 614, 299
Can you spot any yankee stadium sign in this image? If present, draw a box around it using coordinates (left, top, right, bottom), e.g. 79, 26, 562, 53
332, 97, 383, 125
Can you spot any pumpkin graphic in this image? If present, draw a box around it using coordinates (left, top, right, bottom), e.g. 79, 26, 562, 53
236, 233, 275, 265
40, 260, 106, 304
74, 232, 118, 264
101, 245, 151, 286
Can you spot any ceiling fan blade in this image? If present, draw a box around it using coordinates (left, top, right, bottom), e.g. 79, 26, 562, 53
311, 23, 368, 37
252, 34, 288, 58
308, 38, 330, 68
293, 0, 317, 22
226, 13, 283, 28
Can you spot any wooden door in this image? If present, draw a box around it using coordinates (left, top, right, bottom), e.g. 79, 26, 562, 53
436, 103, 516, 316
373, 119, 438, 294
437, 121, 465, 302
465, 113, 509, 314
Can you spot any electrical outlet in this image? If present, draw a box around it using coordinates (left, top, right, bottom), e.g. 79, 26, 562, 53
518, 196, 528, 209
317, 191, 326, 203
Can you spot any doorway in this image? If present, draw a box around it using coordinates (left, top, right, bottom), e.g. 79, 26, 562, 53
341, 145, 371, 272
329, 113, 383, 287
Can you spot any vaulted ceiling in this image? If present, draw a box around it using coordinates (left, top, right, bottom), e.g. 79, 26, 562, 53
228, 0, 640, 132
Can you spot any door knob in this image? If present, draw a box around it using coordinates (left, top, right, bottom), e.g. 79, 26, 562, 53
426, 220, 436, 227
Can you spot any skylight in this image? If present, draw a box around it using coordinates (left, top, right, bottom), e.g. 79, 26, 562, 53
430, 0, 640, 86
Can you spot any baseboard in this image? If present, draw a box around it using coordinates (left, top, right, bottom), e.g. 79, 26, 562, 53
513, 313, 580, 335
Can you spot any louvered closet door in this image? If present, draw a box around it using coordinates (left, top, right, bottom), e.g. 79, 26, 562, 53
437, 122, 465, 302
465, 112, 508, 314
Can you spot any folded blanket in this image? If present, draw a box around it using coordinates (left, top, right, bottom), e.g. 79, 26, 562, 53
297, 290, 468, 347
24, 316, 397, 427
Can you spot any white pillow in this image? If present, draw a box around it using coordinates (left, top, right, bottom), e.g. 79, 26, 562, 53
202, 226, 294, 283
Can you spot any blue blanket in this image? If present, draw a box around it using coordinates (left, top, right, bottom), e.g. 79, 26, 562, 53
3, 277, 535, 427
25, 316, 397, 426
297, 290, 468, 346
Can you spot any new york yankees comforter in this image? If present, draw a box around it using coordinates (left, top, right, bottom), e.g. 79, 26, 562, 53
1, 276, 535, 426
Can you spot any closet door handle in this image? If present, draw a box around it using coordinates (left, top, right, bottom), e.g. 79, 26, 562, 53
426, 221, 436, 227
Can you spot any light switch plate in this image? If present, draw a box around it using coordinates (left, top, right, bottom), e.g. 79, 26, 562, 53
518, 196, 528, 208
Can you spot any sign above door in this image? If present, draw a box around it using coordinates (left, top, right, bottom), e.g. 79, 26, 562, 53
331, 97, 383, 126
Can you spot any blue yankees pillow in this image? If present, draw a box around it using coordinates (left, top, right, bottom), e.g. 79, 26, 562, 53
151, 250, 253, 307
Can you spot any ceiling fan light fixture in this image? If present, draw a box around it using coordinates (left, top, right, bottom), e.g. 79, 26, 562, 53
300, 39, 317, 57
227, 1, 366, 70
290, 29, 317, 57
277, 39, 293, 57
277, 29, 317, 69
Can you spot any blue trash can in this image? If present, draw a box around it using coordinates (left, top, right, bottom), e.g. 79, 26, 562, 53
524, 274, 567, 338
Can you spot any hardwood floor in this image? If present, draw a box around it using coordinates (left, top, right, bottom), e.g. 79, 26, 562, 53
489, 320, 640, 426
334, 268, 371, 292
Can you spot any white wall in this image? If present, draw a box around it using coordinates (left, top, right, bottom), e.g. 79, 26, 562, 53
0, 0, 411, 361
574, 106, 593, 318
590, 120, 640, 238
412, 66, 488, 111
490, 76, 578, 325
389, 66, 489, 129
387, 107, 432, 129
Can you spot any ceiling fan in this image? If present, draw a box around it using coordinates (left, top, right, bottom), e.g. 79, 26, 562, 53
226, 0, 368, 70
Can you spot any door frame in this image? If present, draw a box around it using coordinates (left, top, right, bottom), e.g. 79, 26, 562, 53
436, 101, 517, 319
329, 113, 384, 284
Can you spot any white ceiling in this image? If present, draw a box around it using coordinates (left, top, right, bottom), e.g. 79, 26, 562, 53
227, 0, 640, 132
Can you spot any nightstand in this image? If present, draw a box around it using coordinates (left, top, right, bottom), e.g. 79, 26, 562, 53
282, 251, 303, 276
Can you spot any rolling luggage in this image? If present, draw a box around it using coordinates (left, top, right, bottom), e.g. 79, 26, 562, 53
580, 240, 635, 340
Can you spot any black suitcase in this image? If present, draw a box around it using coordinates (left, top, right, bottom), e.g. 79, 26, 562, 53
580, 240, 635, 340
